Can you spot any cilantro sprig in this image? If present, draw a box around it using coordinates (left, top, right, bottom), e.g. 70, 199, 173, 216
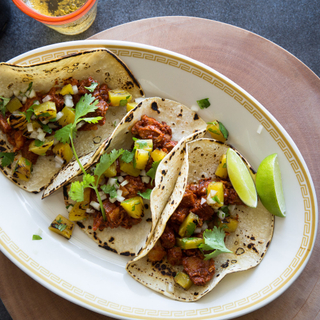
199, 227, 232, 260
0, 152, 15, 167
138, 188, 152, 200
0, 96, 10, 116
146, 160, 161, 183
197, 98, 210, 109
54, 93, 118, 219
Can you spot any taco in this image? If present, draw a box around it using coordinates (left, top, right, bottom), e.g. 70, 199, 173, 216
0, 48, 144, 193
63, 97, 207, 256
126, 138, 274, 301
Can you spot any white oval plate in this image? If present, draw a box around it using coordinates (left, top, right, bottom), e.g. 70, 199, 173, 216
0, 40, 317, 320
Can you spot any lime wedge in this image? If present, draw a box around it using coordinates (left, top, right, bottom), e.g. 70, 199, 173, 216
255, 153, 286, 217
226, 148, 258, 208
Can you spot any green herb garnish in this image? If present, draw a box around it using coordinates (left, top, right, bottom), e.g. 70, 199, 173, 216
197, 98, 210, 109
121, 149, 135, 163
146, 160, 160, 183
32, 235, 42, 240
199, 227, 233, 260
84, 82, 98, 92
0, 152, 15, 167
138, 188, 152, 200
0, 96, 10, 116
101, 184, 118, 199
34, 140, 44, 147
218, 122, 229, 140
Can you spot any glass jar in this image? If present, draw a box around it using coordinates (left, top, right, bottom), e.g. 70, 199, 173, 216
12, 0, 98, 35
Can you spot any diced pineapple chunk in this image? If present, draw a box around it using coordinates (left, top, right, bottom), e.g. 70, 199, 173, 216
13, 157, 32, 181
57, 107, 75, 127
215, 154, 228, 179
52, 143, 73, 163
120, 196, 144, 219
7, 112, 27, 130
218, 217, 238, 233
6, 97, 22, 113
108, 90, 132, 107
120, 160, 140, 177
126, 102, 137, 112
207, 181, 224, 208
151, 149, 167, 162
29, 139, 54, 156
69, 188, 91, 221
60, 84, 74, 96
174, 272, 193, 290
178, 212, 199, 237
207, 120, 228, 142
176, 237, 204, 249
134, 149, 150, 170
104, 161, 117, 178
33, 101, 57, 120
48, 214, 74, 240
134, 139, 153, 152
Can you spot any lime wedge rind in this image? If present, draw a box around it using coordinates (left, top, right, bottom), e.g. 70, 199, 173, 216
226, 148, 258, 208
256, 153, 286, 218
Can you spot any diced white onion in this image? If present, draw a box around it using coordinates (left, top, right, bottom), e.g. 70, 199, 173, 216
22, 96, 27, 104
37, 127, 44, 133
200, 197, 206, 205
100, 193, 107, 201
116, 189, 123, 197
33, 100, 40, 105
48, 123, 58, 129
257, 124, 264, 134
116, 195, 125, 202
218, 210, 226, 220
120, 180, 129, 187
201, 221, 208, 231
41, 119, 49, 125
86, 208, 95, 214
166, 282, 174, 293
109, 197, 117, 203
67, 205, 73, 213
120, 171, 127, 176
194, 227, 202, 234
56, 111, 63, 121
140, 170, 147, 177
142, 176, 150, 184
54, 155, 64, 165
206, 190, 217, 205
90, 201, 101, 211
30, 131, 38, 139
72, 85, 78, 94
36, 228, 43, 236
27, 122, 34, 132
117, 176, 124, 183
108, 178, 118, 186
76, 121, 84, 130
13, 90, 20, 97
55, 161, 63, 169
64, 94, 74, 107
191, 105, 199, 112
42, 95, 51, 102
27, 89, 36, 98
228, 204, 236, 213
37, 131, 46, 141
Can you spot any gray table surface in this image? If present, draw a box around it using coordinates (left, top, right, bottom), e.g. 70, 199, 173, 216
0, 0, 319, 319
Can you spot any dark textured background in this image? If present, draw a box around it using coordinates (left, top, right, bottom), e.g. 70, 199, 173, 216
0, 0, 319, 319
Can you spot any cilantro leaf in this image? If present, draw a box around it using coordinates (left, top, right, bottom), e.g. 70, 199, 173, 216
0, 152, 15, 167
101, 184, 118, 199
94, 149, 124, 180
80, 116, 103, 124
32, 235, 42, 240
55, 123, 73, 144
74, 94, 99, 122
138, 188, 152, 200
219, 121, 229, 140
25, 82, 33, 96
34, 140, 44, 147
40, 122, 52, 134
24, 106, 35, 122
197, 98, 210, 109
57, 224, 67, 232
121, 150, 135, 163
69, 180, 85, 202
84, 82, 98, 93
199, 227, 233, 260
82, 174, 95, 188
0, 96, 10, 116
146, 160, 161, 183
212, 195, 221, 204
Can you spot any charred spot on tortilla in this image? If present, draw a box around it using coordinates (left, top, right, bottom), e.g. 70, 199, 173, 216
221, 261, 229, 268
178, 113, 183, 117
77, 222, 85, 229
151, 102, 160, 114
146, 218, 152, 222
193, 113, 200, 120
99, 243, 118, 254
109, 237, 115, 243
125, 113, 134, 123
144, 204, 149, 209
236, 248, 245, 255
93, 136, 102, 144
